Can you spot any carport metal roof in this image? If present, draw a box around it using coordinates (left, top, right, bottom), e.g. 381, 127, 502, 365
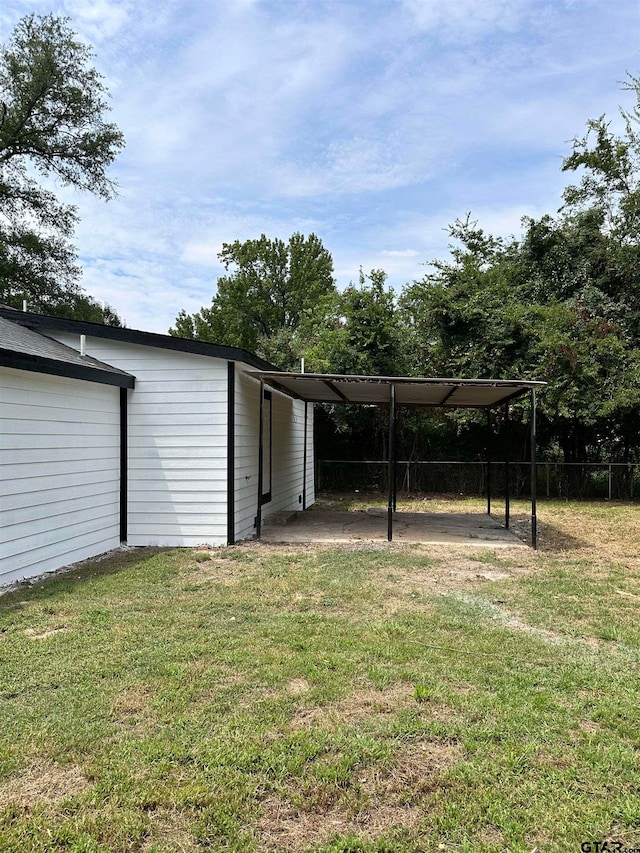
249, 371, 544, 409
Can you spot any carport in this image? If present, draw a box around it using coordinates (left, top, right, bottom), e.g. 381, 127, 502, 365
250, 373, 546, 549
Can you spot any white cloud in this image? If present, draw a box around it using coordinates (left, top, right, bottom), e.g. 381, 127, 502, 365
382, 249, 421, 258
400, 0, 528, 40
64, 0, 132, 41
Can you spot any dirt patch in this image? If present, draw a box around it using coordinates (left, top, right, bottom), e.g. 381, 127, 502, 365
24, 626, 69, 640
337, 683, 416, 718
476, 825, 505, 848
142, 807, 199, 852
501, 613, 608, 652
110, 684, 155, 730
256, 738, 460, 851
289, 706, 328, 730
286, 678, 311, 696
356, 739, 461, 796
187, 558, 244, 586
577, 719, 602, 734
290, 683, 431, 731
503, 616, 566, 645
0, 760, 90, 809
230, 542, 541, 611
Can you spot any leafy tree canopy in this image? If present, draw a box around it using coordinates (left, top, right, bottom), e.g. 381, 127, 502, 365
0, 14, 124, 322
170, 232, 336, 368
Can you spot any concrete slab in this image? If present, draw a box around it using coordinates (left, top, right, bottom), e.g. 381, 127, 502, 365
261, 508, 527, 547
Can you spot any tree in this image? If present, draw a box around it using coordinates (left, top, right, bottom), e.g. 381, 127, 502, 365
0, 14, 124, 320
53, 293, 123, 326
301, 268, 406, 376
302, 269, 409, 461
171, 232, 336, 368
559, 74, 640, 337
402, 207, 640, 463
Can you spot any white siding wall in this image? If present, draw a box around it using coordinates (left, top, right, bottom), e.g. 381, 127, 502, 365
305, 400, 315, 507
233, 369, 260, 541
0, 368, 121, 585
234, 367, 314, 542
51, 335, 228, 547
268, 391, 313, 516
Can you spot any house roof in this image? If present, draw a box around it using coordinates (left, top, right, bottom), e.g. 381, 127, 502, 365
0, 307, 279, 371
0, 315, 136, 388
250, 371, 545, 408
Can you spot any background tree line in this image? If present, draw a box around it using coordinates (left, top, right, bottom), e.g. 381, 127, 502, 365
172, 76, 640, 465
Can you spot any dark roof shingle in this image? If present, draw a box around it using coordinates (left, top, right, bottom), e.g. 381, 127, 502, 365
0, 316, 135, 388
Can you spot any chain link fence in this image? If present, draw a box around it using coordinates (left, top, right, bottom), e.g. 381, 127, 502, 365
317, 460, 640, 501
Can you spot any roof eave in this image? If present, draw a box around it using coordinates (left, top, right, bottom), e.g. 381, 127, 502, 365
0, 349, 136, 388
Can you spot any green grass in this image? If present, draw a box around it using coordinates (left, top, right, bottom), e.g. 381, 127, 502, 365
0, 499, 639, 851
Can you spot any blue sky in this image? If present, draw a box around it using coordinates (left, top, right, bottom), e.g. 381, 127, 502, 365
1, 0, 639, 333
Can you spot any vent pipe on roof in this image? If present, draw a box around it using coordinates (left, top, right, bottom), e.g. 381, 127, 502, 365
80, 334, 86, 356
300, 357, 305, 374
22, 299, 27, 312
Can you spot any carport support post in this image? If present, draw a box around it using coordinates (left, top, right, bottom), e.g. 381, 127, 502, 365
486, 408, 492, 516
388, 383, 396, 541
393, 406, 398, 512
256, 379, 264, 539
504, 402, 510, 529
530, 388, 537, 550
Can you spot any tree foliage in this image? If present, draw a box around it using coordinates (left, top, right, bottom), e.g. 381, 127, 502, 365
170, 232, 336, 368
305, 269, 408, 460
0, 14, 124, 322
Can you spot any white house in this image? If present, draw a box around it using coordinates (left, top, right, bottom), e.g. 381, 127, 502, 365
0, 308, 314, 586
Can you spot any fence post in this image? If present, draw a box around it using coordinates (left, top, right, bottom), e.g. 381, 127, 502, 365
609, 464, 612, 501
387, 384, 396, 541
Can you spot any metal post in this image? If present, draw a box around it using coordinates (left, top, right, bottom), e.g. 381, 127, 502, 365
256, 379, 264, 539
486, 408, 492, 516
303, 401, 308, 510
504, 402, 510, 530
530, 389, 537, 550
388, 384, 396, 541
393, 407, 398, 512
608, 464, 612, 501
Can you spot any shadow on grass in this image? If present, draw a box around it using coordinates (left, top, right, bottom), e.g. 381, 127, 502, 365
0, 546, 173, 615
507, 514, 585, 552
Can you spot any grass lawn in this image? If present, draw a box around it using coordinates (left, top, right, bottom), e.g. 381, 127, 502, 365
1, 497, 639, 852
